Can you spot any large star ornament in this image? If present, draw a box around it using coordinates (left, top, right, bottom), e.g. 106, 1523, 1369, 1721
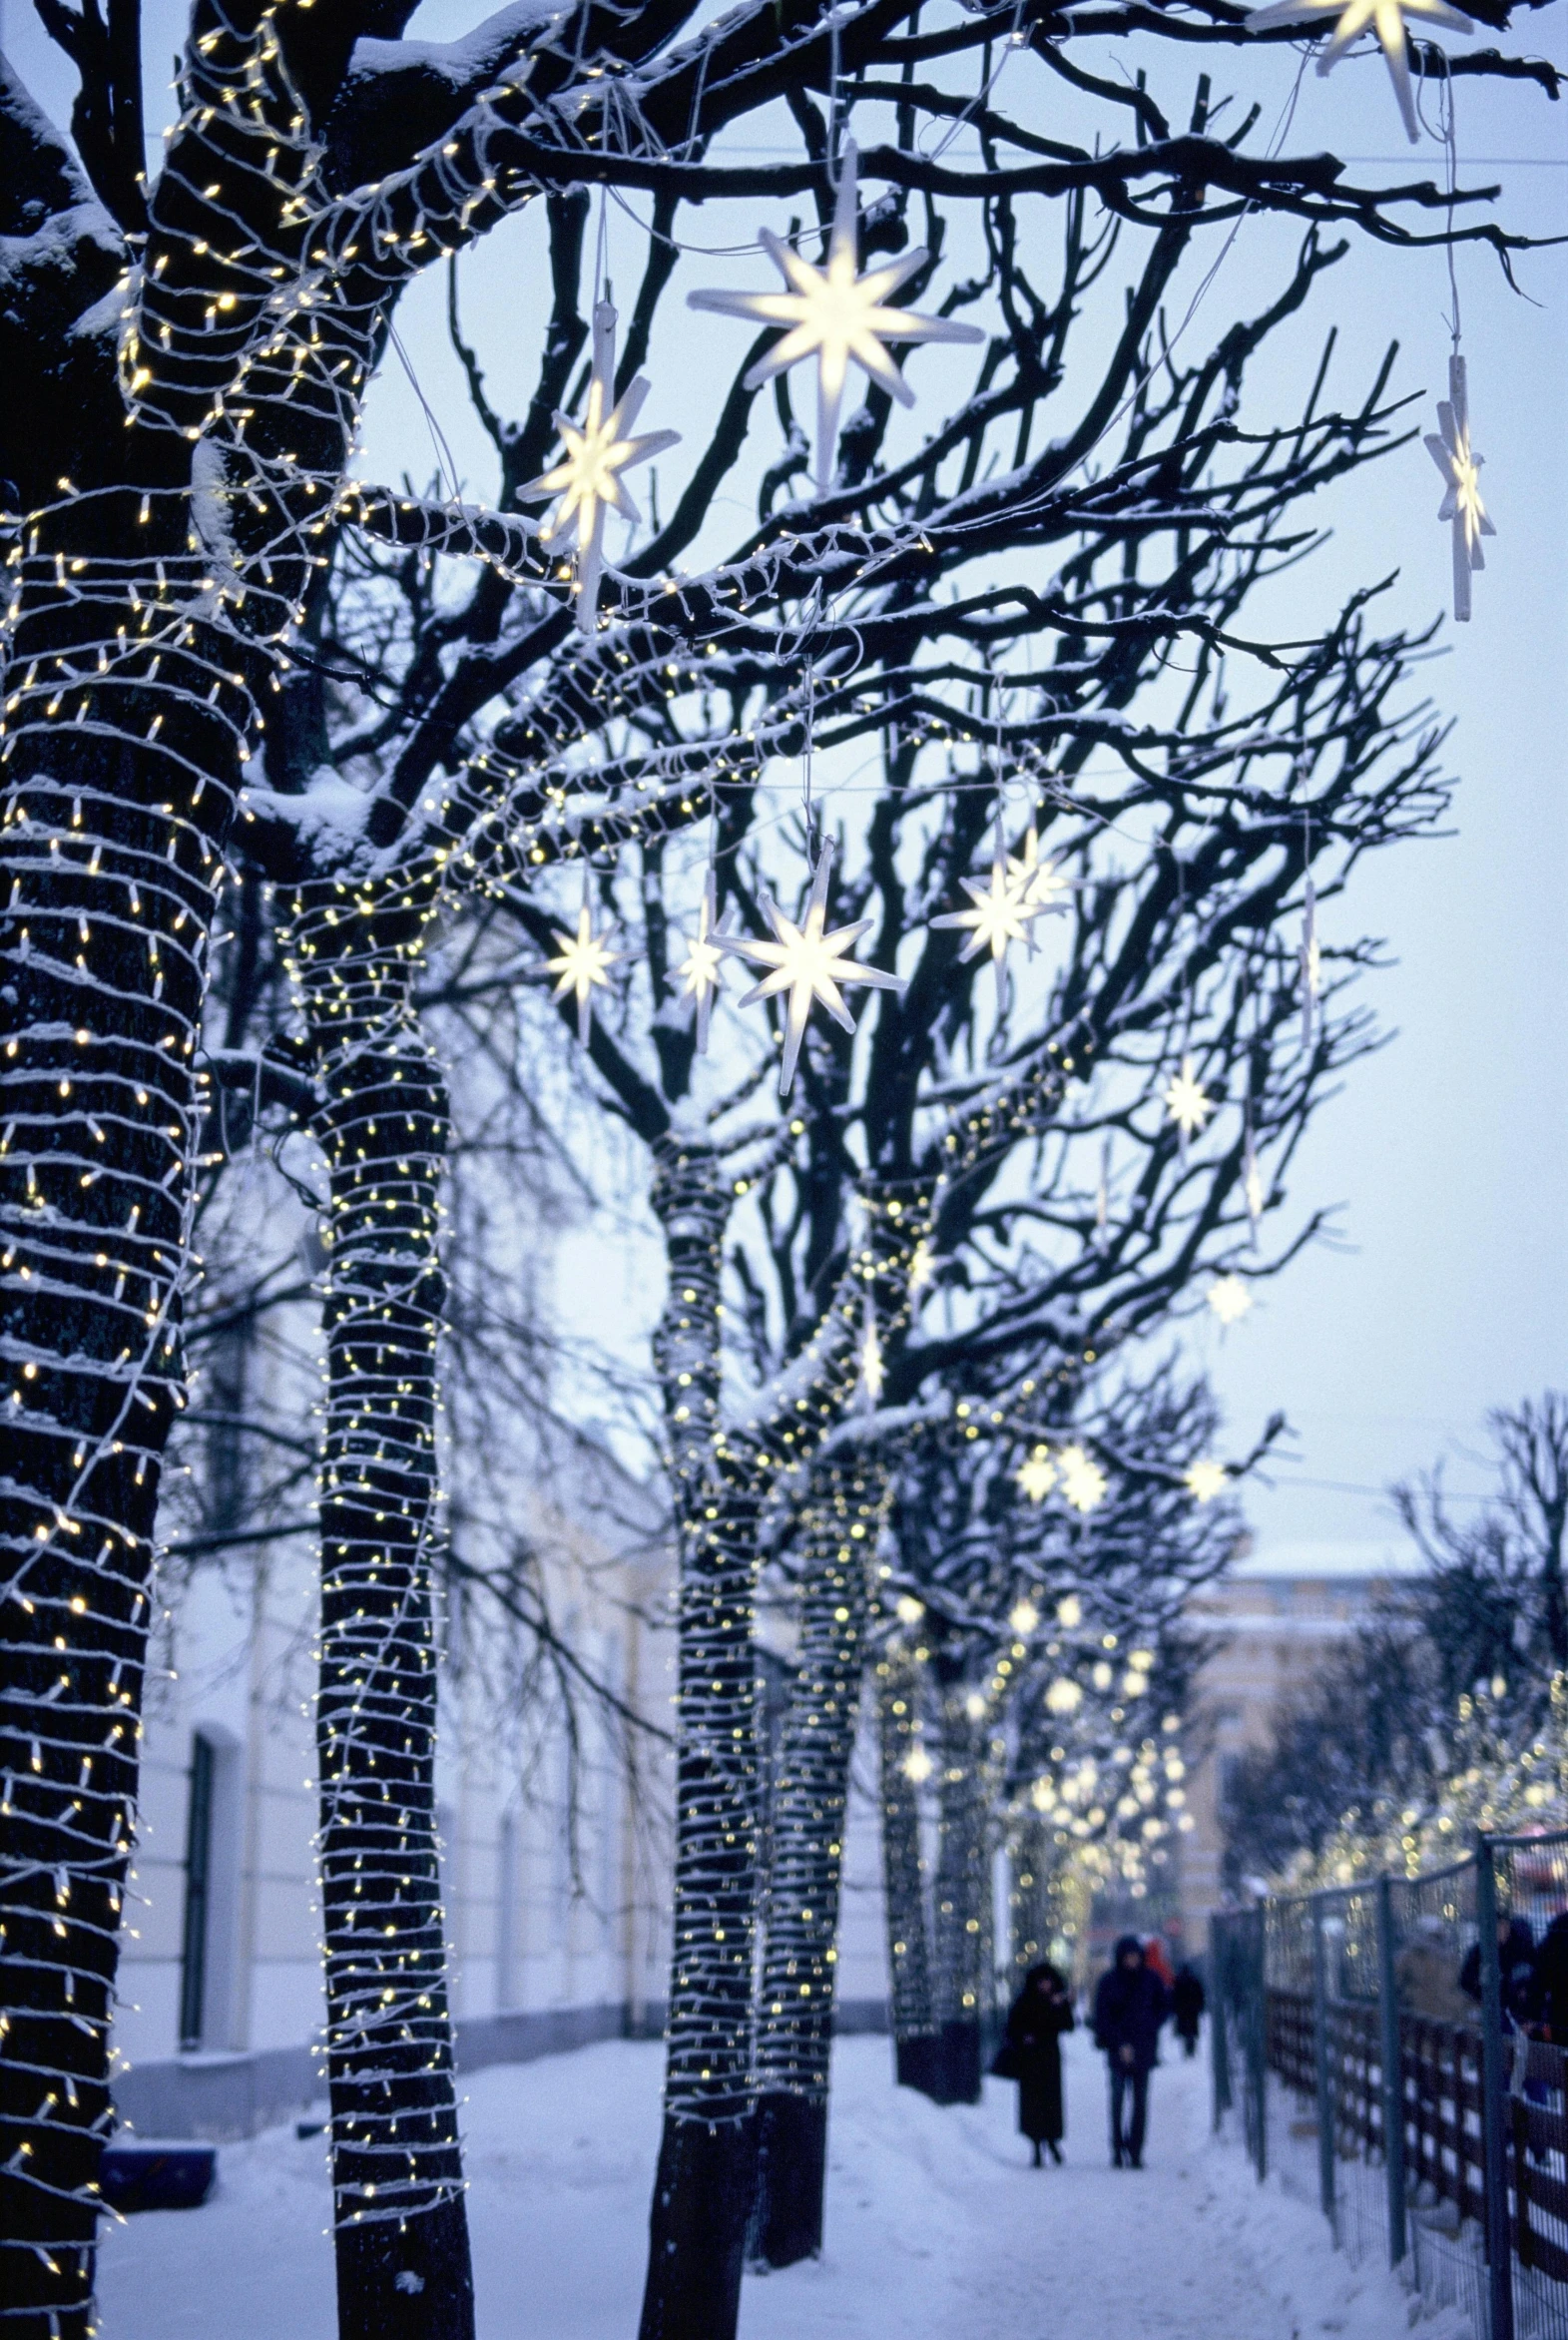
1248, 0, 1475, 144
519, 299, 680, 634
689, 141, 982, 493
718, 838, 901, 1096
1163, 1053, 1213, 1139
674, 869, 729, 1053
541, 872, 627, 1044
1425, 353, 1495, 623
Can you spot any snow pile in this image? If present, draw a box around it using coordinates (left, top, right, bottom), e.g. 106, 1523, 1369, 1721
97, 2030, 1468, 2339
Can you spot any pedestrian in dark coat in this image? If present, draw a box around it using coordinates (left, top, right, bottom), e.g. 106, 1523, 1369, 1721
1002, 1963, 1075, 2166
1527, 1911, 1568, 2040
1093, 1934, 1170, 2168
1172, 1963, 1206, 2057
1458, 1916, 1535, 2027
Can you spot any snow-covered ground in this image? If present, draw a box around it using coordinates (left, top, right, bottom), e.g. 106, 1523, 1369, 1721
98, 2027, 1464, 2338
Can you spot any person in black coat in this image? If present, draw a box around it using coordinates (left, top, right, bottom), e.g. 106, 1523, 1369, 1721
1458, 1916, 1535, 2027
1001, 1963, 1076, 2166
1093, 1934, 1170, 2168
1525, 1911, 1568, 2039
1171, 1963, 1206, 2057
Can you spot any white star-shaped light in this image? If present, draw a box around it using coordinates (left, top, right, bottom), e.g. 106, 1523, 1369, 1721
675, 869, 728, 1053
1046, 1677, 1084, 1716
1425, 353, 1496, 624
518, 298, 680, 635
1058, 1445, 1107, 1514
1016, 1448, 1058, 1504
908, 1236, 936, 1293
1009, 1599, 1040, 1635
933, 852, 1036, 1000
1186, 1460, 1230, 1503
902, 1745, 934, 1783
1163, 1054, 1213, 1138
688, 141, 982, 493
1248, 0, 1475, 143
1007, 826, 1072, 917
541, 872, 626, 1044
717, 836, 901, 1096
1207, 1274, 1254, 1328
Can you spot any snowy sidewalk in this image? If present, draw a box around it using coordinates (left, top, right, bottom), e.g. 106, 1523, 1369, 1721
98, 2028, 1442, 2338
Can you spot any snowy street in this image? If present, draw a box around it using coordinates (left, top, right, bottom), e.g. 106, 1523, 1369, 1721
98, 2029, 1447, 2339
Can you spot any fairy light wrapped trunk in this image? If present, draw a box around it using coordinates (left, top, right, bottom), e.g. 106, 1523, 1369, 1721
751, 1456, 885, 2270
639, 1135, 762, 2340
283, 865, 474, 2336
876, 1647, 941, 2093
930, 1684, 990, 2104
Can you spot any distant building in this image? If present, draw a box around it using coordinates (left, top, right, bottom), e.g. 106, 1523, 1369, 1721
1179, 1543, 1422, 1954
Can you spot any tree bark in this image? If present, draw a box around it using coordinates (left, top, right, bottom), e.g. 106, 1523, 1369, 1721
639, 1138, 758, 2340
931, 1693, 986, 2105
291, 877, 475, 2340
876, 1647, 942, 2097
751, 1457, 880, 2269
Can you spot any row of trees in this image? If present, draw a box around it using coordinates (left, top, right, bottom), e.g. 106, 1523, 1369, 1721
1, 0, 1556, 2336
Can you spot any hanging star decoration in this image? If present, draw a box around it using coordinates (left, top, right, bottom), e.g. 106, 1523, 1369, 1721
1058, 1445, 1108, 1513
674, 867, 729, 1053
1016, 1447, 1058, 1504
717, 836, 901, 1096
518, 299, 680, 635
857, 1297, 885, 1407
1300, 874, 1321, 1050
1186, 1461, 1230, 1503
1163, 1054, 1213, 1140
908, 1237, 936, 1294
1243, 1123, 1266, 1242
932, 847, 1037, 999
1007, 823, 1072, 917
1207, 1274, 1254, 1328
902, 1745, 935, 1783
1425, 353, 1495, 623
540, 869, 627, 1045
1247, 0, 1475, 144
688, 141, 983, 494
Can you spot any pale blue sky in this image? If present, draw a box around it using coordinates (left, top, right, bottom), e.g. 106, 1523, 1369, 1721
7, 0, 1564, 1566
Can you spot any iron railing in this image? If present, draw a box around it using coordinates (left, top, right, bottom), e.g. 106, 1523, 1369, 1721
1212, 1830, 1568, 2340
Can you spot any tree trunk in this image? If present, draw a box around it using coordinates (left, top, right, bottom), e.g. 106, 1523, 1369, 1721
292, 879, 475, 2340
0, 523, 257, 2332
751, 1458, 880, 2269
639, 1139, 758, 2340
876, 1647, 942, 2096
931, 1693, 986, 2105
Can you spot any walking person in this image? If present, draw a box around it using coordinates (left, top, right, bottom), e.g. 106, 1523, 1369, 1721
1093, 1934, 1169, 2168
995, 1962, 1075, 2167
1172, 1962, 1206, 2057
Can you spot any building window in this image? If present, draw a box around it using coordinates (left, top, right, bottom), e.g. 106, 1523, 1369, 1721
179, 1733, 217, 2049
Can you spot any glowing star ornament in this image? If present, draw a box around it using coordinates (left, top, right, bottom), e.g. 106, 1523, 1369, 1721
933, 850, 1035, 1003
1164, 1054, 1213, 1139
1046, 1677, 1084, 1716
894, 1594, 926, 1626
1008, 825, 1072, 917
518, 299, 680, 635
1248, 0, 1475, 143
1425, 354, 1496, 623
1009, 1600, 1040, 1635
1016, 1447, 1058, 1504
674, 869, 728, 1053
1207, 1274, 1254, 1328
688, 141, 982, 493
908, 1237, 936, 1293
1186, 1460, 1230, 1503
1058, 1445, 1107, 1514
717, 836, 901, 1096
902, 1745, 934, 1783
541, 870, 627, 1044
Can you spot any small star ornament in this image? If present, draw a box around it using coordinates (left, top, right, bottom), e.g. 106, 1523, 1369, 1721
1248, 0, 1475, 143
674, 868, 729, 1053
932, 848, 1036, 1003
518, 299, 680, 634
540, 868, 627, 1044
1007, 824, 1072, 918
688, 141, 982, 493
717, 836, 901, 1096
1186, 1460, 1230, 1503
1207, 1274, 1254, 1328
1163, 1053, 1213, 1153
1424, 353, 1495, 623
1016, 1447, 1058, 1504
1058, 1444, 1107, 1514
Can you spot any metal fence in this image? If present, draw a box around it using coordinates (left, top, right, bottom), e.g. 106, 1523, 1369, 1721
1212, 1831, 1568, 2340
